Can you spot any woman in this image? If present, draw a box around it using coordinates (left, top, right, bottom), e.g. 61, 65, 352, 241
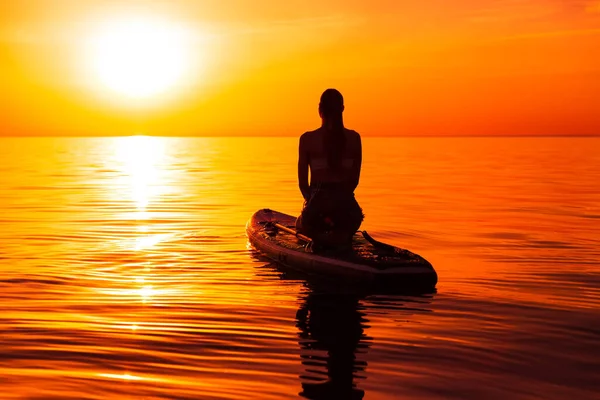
296, 89, 364, 250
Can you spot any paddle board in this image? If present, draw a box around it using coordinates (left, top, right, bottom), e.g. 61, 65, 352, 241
246, 209, 437, 289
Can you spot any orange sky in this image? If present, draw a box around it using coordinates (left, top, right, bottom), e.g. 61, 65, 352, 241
1, 0, 599, 136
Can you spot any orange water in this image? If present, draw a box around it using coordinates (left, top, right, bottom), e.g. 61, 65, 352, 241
0, 136, 599, 399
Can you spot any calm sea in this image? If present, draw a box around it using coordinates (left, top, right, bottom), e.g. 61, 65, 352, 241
0, 136, 599, 399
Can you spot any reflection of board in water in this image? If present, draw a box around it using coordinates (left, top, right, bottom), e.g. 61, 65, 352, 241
246, 209, 438, 289
251, 253, 436, 400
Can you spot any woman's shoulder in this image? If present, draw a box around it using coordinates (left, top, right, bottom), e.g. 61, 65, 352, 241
344, 128, 361, 141
302, 128, 322, 136
300, 128, 323, 143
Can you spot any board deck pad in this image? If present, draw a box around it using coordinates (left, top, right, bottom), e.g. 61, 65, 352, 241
250, 209, 433, 271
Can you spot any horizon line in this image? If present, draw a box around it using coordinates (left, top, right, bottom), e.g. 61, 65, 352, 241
0, 134, 598, 138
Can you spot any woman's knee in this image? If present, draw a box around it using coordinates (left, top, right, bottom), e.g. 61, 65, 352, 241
295, 215, 304, 233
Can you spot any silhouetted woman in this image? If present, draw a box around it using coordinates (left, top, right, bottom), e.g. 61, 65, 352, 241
296, 89, 364, 250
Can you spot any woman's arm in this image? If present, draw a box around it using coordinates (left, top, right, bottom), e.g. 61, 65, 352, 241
349, 133, 362, 192
298, 134, 311, 201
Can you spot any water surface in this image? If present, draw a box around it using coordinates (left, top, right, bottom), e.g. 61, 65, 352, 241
1, 136, 599, 399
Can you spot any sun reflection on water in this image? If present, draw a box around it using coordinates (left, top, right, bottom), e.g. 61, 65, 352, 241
138, 285, 155, 303
114, 135, 165, 219
133, 231, 174, 251
98, 372, 146, 381
108, 135, 180, 252
96, 278, 172, 306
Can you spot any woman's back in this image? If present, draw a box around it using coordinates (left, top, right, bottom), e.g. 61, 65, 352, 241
300, 127, 362, 188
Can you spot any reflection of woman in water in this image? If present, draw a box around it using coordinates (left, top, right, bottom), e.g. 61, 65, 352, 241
296, 284, 370, 400
296, 89, 364, 250
252, 257, 436, 400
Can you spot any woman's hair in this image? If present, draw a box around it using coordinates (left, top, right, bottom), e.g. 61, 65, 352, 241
319, 89, 345, 170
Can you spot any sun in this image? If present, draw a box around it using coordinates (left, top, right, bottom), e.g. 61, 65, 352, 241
87, 16, 194, 100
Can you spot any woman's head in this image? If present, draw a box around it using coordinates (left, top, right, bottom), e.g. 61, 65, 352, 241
319, 88, 344, 119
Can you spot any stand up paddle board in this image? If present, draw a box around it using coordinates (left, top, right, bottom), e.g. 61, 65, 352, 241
246, 209, 437, 289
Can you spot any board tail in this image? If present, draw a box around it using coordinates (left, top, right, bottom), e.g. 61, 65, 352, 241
361, 231, 396, 251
